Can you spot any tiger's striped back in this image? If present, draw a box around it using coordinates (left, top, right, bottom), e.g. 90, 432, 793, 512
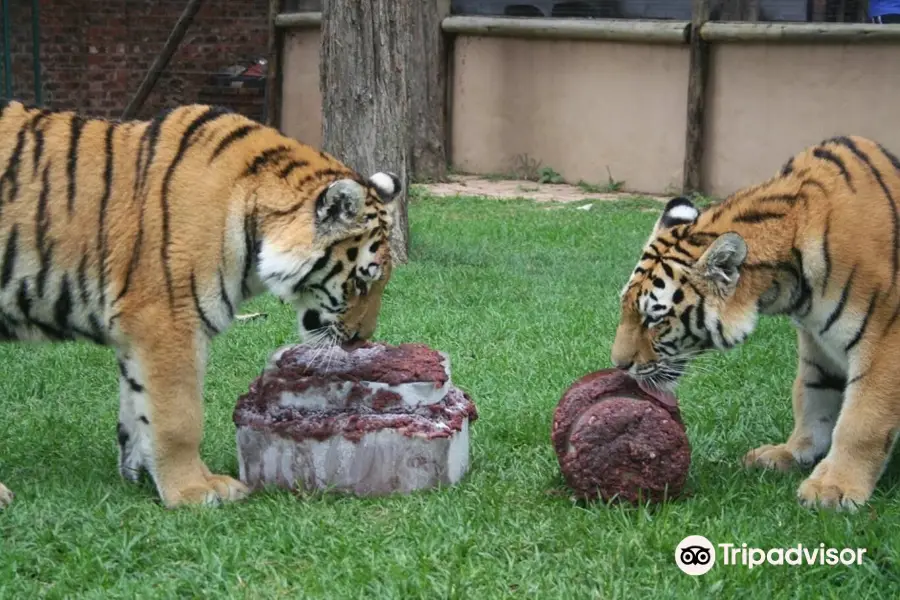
0, 100, 400, 345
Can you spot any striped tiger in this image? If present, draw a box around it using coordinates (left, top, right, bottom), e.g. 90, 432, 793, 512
0, 100, 401, 509
611, 135, 900, 511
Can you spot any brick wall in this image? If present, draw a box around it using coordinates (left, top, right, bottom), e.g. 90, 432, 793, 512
0, 0, 268, 120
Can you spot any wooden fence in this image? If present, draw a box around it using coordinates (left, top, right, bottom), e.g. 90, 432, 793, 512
273, 4, 900, 196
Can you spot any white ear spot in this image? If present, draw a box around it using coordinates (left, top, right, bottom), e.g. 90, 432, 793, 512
667, 204, 699, 222
369, 171, 401, 202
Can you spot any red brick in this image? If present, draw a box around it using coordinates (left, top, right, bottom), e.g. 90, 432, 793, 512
2, 0, 268, 119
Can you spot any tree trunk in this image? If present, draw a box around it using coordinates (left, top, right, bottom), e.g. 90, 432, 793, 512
407, 0, 450, 183
320, 0, 449, 263
321, 1, 404, 263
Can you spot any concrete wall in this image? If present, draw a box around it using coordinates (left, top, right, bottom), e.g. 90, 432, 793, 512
279, 21, 900, 198
704, 43, 900, 196
449, 36, 689, 195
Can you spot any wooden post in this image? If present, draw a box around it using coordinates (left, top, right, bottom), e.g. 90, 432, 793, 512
682, 0, 711, 195
121, 0, 204, 120
322, 0, 446, 264
407, 0, 451, 182
265, 0, 283, 128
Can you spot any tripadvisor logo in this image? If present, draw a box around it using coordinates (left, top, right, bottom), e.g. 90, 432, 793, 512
675, 535, 716, 576
675, 535, 867, 575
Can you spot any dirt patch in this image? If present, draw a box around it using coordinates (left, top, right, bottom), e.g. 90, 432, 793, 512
421, 174, 669, 204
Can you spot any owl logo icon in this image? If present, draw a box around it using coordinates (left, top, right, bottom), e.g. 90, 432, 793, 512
675, 535, 716, 575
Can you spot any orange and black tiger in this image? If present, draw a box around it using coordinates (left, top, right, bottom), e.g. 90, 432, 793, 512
612, 135, 900, 511
0, 100, 400, 509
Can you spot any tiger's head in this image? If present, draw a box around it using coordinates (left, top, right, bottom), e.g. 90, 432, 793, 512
611, 197, 756, 391
255, 169, 401, 346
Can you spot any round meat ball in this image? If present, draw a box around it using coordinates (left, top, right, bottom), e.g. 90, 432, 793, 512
551, 369, 691, 504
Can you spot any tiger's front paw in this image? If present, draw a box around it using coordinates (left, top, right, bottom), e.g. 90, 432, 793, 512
0, 482, 14, 509
796, 461, 872, 512
162, 473, 249, 509
742, 443, 797, 472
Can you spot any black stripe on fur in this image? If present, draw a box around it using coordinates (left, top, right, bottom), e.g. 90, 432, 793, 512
821, 212, 832, 295
884, 301, 900, 337
66, 115, 85, 214
0, 126, 26, 206
733, 210, 786, 224
812, 146, 854, 192
191, 271, 220, 336
98, 122, 115, 309
278, 160, 309, 179
780, 157, 794, 176
876, 142, 900, 175
160, 107, 234, 307
820, 265, 856, 335
135, 109, 170, 197
54, 275, 73, 332
0, 225, 18, 288
801, 359, 846, 391
210, 123, 261, 163
827, 136, 900, 291
292, 249, 332, 293
845, 291, 879, 352
218, 269, 235, 319
243, 145, 292, 177
30, 111, 48, 178
117, 360, 144, 393
115, 220, 143, 303
77, 251, 91, 306
241, 204, 259, 298
36, 163, 54, 297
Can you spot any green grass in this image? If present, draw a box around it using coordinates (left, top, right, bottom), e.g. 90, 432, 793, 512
2, 195, 899, 598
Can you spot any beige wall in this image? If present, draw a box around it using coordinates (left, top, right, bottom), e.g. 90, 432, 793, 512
280, 29, 323, 148
705, 43, 900, 197
450, 36, 689, 195
279, 26, 900, 197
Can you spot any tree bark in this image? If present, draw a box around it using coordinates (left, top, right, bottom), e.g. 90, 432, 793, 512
320, 0, 408, 263
682, 0, 710, 195
407, 0, 450, 183
321, 0, 449, 263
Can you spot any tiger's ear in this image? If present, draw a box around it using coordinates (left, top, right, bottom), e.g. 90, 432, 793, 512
316, 178, 367, 230
656, 197, 700, 230
695, 232, 747, 296
644, 196, 700, 248
368, 172, 402, 203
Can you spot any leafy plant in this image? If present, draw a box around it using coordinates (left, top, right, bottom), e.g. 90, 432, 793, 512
512, 153, 543, 181
577, 166, 625, 194
538, 166, 564, 184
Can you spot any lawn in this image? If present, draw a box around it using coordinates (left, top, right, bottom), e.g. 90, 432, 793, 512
1, 191, 898, 598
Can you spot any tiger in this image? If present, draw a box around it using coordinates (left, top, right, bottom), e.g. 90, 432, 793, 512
611, 135, 900, 511
0, 100, 401, 509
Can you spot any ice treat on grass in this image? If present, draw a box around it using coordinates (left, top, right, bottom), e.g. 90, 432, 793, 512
233, 341, 478, 496
551, 368, 690, 504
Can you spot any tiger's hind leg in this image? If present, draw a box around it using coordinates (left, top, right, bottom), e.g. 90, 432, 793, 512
123, 320, 248, 508
743, 328, 844, 471
115, 351, 154, 483
797, 350, 900, 511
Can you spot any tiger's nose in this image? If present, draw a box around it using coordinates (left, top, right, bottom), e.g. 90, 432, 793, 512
613, 359, 634, 371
